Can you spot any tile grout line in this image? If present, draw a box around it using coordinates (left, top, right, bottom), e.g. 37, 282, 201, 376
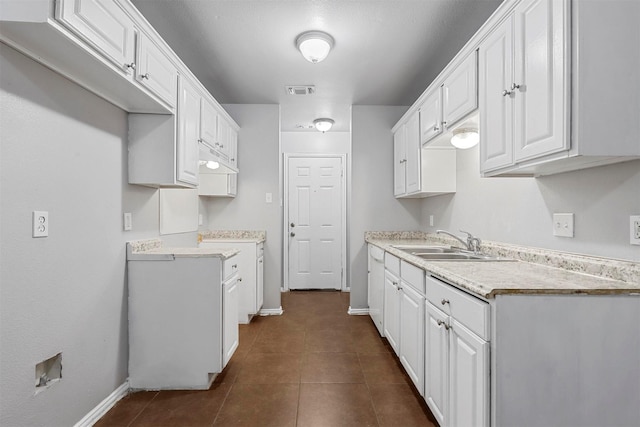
357, 352, 383, 427
125, 390, 159, 427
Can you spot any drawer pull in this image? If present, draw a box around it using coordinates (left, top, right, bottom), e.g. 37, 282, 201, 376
441, 299, 450, 305
232, 264, 237, 269
437, 319, 451, 330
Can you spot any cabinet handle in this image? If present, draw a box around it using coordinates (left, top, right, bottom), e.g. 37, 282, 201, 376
433, 126, 440, 132
231, 158, 235, 162
232, 264, 237, 268
437, 319, 451, 330
238, 277, 242, 282
441, 121, 447, 128
441, 299, 450, 305
125, 62, 136, 70
220, 144, 224, 148
290, 232, 295, 237
259, 260, 263, 264
141, 73, 150, 80
511, 83, 521, 90
502, 89, 512, 97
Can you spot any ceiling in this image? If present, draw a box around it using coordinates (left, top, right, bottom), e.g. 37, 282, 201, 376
131, 0, 503, 132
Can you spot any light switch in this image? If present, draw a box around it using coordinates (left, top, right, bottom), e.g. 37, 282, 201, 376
553, 213, 574, 238
123, 213, 132, 231
32, 211, 49, 237
631, 215, 640, 245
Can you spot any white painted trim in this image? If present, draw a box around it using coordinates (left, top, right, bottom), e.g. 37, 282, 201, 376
74, 380, 129, 427
259, 307, 284, 316
283, 153, 348, 292
348, 307, 370, 315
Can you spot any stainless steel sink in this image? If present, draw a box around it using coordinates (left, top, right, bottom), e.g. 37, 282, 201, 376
391, 245, 514, 262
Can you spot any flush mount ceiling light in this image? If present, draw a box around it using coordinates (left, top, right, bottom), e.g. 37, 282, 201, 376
205, 161, 220, 170
313, 118, 334, 133
451, 128, 480, 149
296, 31, 334, 63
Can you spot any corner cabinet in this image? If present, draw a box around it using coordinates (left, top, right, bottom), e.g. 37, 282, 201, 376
479, 0, 640, 176
393, 111, 456, 198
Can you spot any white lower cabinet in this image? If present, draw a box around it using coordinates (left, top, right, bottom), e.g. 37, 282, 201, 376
367, 244, 385, 336
425, 275, 489, 427
200, 240, 264, 323
127, 250, 239, 390
383, 254, 426, 395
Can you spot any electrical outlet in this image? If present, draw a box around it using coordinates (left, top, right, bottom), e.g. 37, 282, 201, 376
631, 215, 640, 245
553, 213, 574, 238
32, 211, 49, 237
123, 213, 132, 231
266, 193, 273, 203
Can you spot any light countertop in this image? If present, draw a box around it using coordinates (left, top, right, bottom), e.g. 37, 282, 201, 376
127, 239, 238, 261
366, 233, 640, 299
199, 230, 266, 244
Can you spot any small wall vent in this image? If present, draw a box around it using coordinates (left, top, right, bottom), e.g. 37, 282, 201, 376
286, 85, 315, 95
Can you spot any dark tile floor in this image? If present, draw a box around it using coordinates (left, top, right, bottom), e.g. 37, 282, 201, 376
95, 291, 437, 426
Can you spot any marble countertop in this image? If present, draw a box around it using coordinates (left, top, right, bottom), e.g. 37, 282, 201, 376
366, 233, 640, 299
127, 239, 238, 261
199, 230, 266, 243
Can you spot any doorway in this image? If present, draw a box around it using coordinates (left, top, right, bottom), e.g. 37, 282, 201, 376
284, 154, 346, 290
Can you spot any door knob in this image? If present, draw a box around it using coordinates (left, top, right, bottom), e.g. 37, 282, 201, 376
290, 223, 295, 228
290, 232, 295, 237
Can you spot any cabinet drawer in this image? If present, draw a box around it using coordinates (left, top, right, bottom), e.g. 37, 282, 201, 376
384, 253, 400, 276
223, 256, 239, 280
425, 275, 489, 340
401, 260, 425, 295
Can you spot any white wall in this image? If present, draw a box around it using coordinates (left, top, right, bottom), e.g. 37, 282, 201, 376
421, 145, 640, 262
202, 104, 282, 310
0, 45, 161, 426
350, 106, 421, 309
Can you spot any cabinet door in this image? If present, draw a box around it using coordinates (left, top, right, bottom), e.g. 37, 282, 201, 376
513, 0, 568, 162
393, 127, 406, 196
200, 98, 218, 146
216, 118, 231, 158
228, 174, 237, 197
383, 270, 401, 354
56, 0, 135, 73
228, 128, 238, 168
399, 284, 425, 395
177, 77, 200, 185
479, 15, 515, 172
223, 275, 239, 367
257, 255, 264, 311
449, 319, 489, 427
425, 302, 449, 427
443, 51, 478, 128
136, 33, 178, 107
419, 87, 443, 144
405, 111, 421, 195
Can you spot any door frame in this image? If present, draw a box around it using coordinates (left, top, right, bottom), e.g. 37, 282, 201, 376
283, 153, 347, 291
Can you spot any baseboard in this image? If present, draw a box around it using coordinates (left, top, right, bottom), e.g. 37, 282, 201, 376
259, 306, 284, 316
74, 380, 129, 427
348, 306, 369, 315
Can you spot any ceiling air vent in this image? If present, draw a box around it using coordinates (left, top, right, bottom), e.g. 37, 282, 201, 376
286, 85, 315, 95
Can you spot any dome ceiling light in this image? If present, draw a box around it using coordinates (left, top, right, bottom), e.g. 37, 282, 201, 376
296, 31, 334, 63
313, 118, 334, 133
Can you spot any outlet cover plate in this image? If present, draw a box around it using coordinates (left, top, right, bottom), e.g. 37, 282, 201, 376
32, 211, 49, 237
631, 215, 640, 245
553, 213, 574, 238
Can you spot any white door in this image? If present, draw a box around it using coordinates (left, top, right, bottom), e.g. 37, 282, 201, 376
425, 301, 450, 427
399, 284, 425, 395
287, 157, 343, 290
405, 111, 421, 195
513, 0, 568, 162
393, 127, 406, 196
449, 319, 490, 427
479, 14, 515, 173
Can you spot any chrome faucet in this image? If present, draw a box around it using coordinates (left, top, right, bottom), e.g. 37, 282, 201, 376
436, 230, 481, 253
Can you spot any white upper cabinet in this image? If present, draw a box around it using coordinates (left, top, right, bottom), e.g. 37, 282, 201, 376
419, 88, 443, 144
443, 51, 478, 131
176, 77, 201, 186
393, 110, 456, 199
393, 126, 407, 197
479, 16, 515, 172
480, 0, 567, 174
479, 0, 640, 176
56, 0, 136, 73
420, 51, 478, 146
136, 32, 178, 107
200, 97, 218, 147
